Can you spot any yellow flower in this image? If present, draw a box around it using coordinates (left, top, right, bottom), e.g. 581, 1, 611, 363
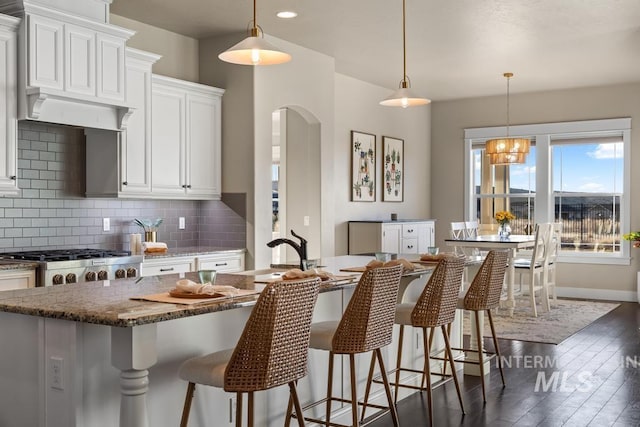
494, 211, 516, 224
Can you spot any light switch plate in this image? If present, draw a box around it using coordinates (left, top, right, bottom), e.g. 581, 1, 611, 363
179, 217, 185, 229
103, 218, 110, 232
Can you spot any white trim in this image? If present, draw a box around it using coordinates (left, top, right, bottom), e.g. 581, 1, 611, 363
465, 117, 631, 140
556, 286, 636, 303
557, 254, 630, 265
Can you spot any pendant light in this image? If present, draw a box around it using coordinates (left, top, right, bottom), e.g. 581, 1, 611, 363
486, 73, 530, 165
218, 0, 291, 66
380, 0, 430, 108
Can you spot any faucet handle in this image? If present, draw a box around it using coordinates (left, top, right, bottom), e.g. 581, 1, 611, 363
290, 229, 307, 244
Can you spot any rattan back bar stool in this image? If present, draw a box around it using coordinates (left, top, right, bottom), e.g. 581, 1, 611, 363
289, 264, 403, 427
456, 250, 509, 402
178, 277, 321, 427
381, 255, 466, 426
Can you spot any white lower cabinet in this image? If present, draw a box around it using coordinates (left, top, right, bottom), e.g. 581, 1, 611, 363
348, 220, 435, 255
140, 251, 245, 277
0, 269, 36, 291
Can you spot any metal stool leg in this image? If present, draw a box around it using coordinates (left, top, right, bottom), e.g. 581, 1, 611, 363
349, 354, 359, 427
394, 325, 405, 404
326, 352, 334, 427
180, 382, 196, 427
288, 381, 305, 427
376, 348, 399, 427
360, 351, 377, 422
441, 325, 465, 414
474, 311, 487, 402
487, 309, 506, 387
423, 327, 434, 427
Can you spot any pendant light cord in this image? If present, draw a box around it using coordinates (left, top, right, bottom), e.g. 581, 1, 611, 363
505, 72, 513, 137
402, 0, 407, 83
253, 0, 257, 28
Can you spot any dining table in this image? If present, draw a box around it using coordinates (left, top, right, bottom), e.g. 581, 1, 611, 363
444, 234, 536, 316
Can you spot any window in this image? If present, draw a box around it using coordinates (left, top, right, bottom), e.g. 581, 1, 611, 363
464, 118, 631, 264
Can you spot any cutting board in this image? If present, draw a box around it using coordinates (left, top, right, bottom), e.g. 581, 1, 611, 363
132, 289, 260, 305
252, 274, 357, 284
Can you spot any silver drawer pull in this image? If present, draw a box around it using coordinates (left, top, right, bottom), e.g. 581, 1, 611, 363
215, 262, 228, 266
160, 267, 175, 272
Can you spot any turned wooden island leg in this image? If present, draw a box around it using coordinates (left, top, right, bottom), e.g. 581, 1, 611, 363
111, 324, 158, 427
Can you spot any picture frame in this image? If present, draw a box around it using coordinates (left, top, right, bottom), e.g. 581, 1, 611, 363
382, 136, 404, 202
351, 131, 376, 201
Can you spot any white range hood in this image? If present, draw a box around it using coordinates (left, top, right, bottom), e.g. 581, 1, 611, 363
0, 0, 136, 131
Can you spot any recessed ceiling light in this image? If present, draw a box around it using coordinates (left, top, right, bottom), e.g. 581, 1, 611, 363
276, 11, 297, 19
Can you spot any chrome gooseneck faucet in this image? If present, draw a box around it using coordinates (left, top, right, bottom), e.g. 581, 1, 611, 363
266, 229, 308, 270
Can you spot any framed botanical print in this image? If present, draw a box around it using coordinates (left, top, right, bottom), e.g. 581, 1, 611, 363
351, 131, 376, 201
382, 136, 404, 202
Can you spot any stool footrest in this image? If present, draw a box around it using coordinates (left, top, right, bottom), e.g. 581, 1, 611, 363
294, 396, 392, 427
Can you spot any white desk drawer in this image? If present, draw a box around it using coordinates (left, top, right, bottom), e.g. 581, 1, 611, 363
402, 224, 419, 238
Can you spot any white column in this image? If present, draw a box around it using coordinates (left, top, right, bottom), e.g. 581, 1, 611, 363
111, 324, 158, 427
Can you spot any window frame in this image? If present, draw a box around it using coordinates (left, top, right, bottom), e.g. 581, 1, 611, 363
464, 118, 631, 265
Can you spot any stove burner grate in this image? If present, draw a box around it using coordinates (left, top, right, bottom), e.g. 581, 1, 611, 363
1, 249, 132, 262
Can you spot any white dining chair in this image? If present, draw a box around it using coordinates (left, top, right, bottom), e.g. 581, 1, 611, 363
546, 222, 562, 302
512, 223, 552, 316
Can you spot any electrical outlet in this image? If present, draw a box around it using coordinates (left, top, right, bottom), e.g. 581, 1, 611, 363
229, 396, 237, 424
179, 217, 186, 230
303, 216, 310, 226
50, 357, 64, 390
103, 218, 110, 232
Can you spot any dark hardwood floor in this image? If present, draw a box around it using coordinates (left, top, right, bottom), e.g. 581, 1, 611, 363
370, 302, 640, 427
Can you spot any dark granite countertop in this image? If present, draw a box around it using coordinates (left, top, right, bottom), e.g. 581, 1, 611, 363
0, 270, 355, 328
143, 246, 246, 260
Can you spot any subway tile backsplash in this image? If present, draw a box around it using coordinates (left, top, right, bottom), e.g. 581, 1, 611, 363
0, 121, 246, 251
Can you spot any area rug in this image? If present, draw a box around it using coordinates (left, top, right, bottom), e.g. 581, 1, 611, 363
462, 297, 620, 345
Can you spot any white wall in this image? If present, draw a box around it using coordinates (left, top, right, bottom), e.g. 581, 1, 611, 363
431, 82, 640, 298
110, 14, 199, 82
333, 74, 431, 255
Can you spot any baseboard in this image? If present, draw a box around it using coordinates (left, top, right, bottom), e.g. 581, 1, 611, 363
556, 286, 637, 303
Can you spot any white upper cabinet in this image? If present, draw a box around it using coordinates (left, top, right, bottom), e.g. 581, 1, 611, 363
0, 15, 19, 195
96, 32, 125, 101
64, 22, 95, 96
151, 75, 224, 200
28, 14, 63, 90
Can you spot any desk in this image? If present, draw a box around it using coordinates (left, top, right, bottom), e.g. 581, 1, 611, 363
445, 235, 535, 316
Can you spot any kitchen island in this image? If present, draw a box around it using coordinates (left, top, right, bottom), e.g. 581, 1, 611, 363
0, 256, 436, 427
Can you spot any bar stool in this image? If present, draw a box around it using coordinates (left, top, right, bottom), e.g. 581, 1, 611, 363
291, 264, 403, 427
178, 277, 321, 427
457, 250, 509, 402
387, 255, 466, 426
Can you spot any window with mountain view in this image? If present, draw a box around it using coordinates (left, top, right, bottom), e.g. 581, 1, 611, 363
464, 118, 630, 263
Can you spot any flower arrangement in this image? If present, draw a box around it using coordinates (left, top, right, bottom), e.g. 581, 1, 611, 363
623, 231, 640, 248
494, 211, 516, 225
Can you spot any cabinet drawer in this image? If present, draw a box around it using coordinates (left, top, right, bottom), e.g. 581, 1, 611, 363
402, 224, 419, 238
197, 253, 245, 273
401, 238, 419, 253
140, 260, 194, 277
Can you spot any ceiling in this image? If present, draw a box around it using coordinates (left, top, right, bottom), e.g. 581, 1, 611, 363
110, 0, 640, 101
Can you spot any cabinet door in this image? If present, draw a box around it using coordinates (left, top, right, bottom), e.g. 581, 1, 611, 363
27, 15, 63, 90
0, 23, 18, 194
120, 56, 152, 194
186, 93, 221, 199
381, 223, 401, 253
151, 84, 186, 195
64, 23, 95, 96
417, 222, 435, 254
0, 270, 35, 290
96, 33, 125, 101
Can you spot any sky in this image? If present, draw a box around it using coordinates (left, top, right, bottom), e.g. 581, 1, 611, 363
475, 142, 624, 194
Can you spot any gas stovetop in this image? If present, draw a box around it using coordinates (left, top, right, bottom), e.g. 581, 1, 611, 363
1, 249, 133, 262
0, 249, 144, 286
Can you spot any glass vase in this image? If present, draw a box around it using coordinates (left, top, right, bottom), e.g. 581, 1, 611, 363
498, 223, 511, 239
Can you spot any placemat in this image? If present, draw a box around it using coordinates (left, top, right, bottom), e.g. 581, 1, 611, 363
132, 289, 260, 305
252, 274, 357, 284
